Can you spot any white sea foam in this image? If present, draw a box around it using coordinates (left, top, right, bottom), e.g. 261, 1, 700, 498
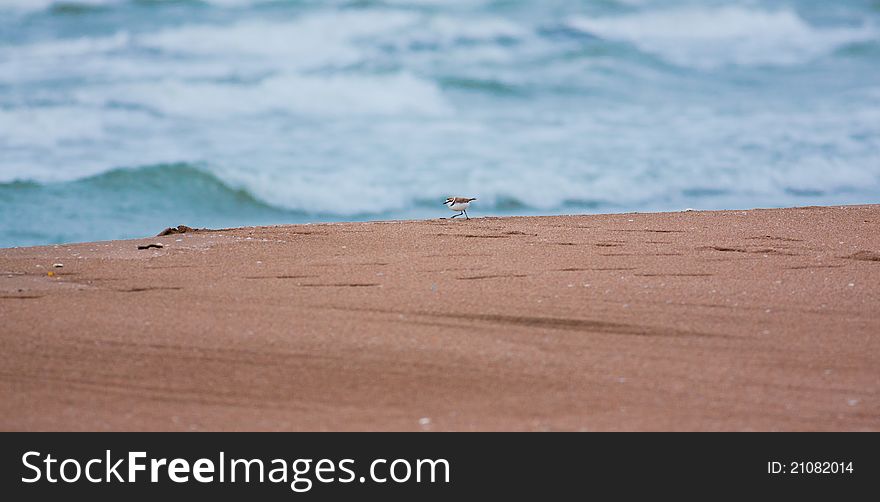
143, 11, 416, 64
0, 9, 522, 96
0, 106, 107, 147
73, 72, 451, 118
0, 31, 130, 58
567, 6, 877, 68
0, 11, 424, 87
0, 105, 189, 182
0, 0, 133, 14
0, 11, 418, 80
0, 31, 132, 85
0, 0, 264, 12
421, 16, 528, 44
379, 0, 489, 6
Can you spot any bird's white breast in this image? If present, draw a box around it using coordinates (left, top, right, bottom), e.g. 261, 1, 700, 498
448, 202, 469, 211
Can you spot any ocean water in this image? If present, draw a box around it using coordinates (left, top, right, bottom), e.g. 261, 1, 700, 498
1, 0, 879, 247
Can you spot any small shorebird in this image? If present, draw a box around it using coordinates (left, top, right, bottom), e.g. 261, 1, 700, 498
444, 197, 476, 219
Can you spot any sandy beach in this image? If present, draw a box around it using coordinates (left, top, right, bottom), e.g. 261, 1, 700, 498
1, 205, 878, 431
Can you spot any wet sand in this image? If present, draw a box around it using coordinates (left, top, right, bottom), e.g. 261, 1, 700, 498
1, 205, 878, 431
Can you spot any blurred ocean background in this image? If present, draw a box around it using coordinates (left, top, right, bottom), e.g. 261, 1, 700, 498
1, 0, 879, 247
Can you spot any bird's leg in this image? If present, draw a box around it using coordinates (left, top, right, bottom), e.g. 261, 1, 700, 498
464, 209, 469, 220
450, 212, 460, 218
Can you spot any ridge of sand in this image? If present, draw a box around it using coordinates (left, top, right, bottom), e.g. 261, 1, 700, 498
1, 205, 878, 431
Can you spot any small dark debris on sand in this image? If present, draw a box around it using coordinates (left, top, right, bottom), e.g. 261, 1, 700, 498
138, 243, 164, 250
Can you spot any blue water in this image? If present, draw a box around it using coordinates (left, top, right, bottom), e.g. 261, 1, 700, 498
1, 0, 879, 247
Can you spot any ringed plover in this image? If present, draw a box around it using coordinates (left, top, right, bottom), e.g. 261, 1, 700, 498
444, 197, 476, 219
